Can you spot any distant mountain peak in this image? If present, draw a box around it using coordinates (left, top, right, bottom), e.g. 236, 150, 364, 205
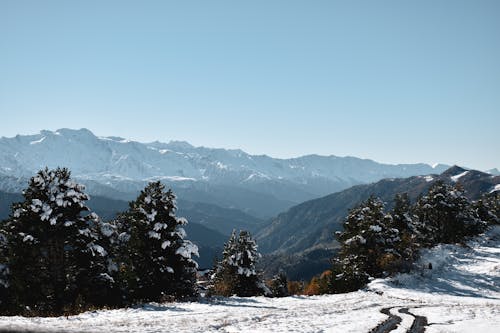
167, 140, 194, 149
441, 165, 468, 177
486, 168, 500, 176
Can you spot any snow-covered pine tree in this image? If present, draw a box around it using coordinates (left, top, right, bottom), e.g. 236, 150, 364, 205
391, 193, 418, 270
331, 196, 401, 292
474, 193, 499, 225
210, 230, 267, 297
269, 271, 289, 297
116, 181, 198, 302
2, 168, 115, 315
391, 193, 413, 233
209, 230, 238, 296
414, 181, 487, 246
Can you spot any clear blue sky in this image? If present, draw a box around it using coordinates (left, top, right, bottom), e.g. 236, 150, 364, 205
1, 0, 499, 170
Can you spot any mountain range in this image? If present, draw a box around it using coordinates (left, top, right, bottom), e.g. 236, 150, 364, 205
0, 128, 450, 218
2, 129, 498, 278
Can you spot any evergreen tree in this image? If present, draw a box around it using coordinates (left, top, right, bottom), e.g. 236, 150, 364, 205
269, 271, 288, 297
331, 196, 401, 293
474, 193, 499, 225
390, 193, 418, 270
414, 181, 486, 245
209, 230, 238, 297
391, 193, 413, 232
2, 168, 115, 315
116, 181, 198, 302
210, 230, 267, 297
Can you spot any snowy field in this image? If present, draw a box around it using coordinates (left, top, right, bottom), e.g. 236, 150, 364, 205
1, 226, 499, 333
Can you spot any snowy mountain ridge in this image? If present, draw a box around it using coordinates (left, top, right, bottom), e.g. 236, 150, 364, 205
0, 128, 449, 199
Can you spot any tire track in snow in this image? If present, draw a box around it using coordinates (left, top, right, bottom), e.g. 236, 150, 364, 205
368, 306, 429, 333
369, 307, 402, 333
399, 308, 427, 333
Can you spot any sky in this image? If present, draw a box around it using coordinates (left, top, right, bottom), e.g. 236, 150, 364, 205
0, 0, 499, 170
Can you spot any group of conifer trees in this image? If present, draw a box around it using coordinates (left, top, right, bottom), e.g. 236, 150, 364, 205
1, 167, 497, 314
0, 168, 199, 315
327, 181, 499, 293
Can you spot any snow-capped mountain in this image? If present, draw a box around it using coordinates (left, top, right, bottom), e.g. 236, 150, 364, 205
0, 128, 450, 217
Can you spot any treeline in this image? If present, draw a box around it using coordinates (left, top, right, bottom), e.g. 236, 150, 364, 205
302, 181, 499, 295
0, 167, 498, 315
0, 167, 283, 316
0, 168, 199, 315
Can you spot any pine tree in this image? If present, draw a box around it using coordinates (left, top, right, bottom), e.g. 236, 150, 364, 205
391, 193, 418, 270
269, 271, 288, 297
116, 181, 198, 302
210, 230, 267, 297
391, 193, 413, 233
474, 193, 499, 225
2, 168, 115, 315
414, 181, 486, 245
331, 196, 401, 292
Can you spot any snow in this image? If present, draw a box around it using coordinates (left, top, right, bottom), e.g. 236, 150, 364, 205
242, 172, 271, 182
215, 161, 228, 170
237, 267, 256, 277
153, 222, 168, 231
451, 171, 469, 182
22, 234, 34, 242
1, 128, 450, 200
1, 228, 499, 332
29, 137, 46, 145
39, 204, 53, 221
423, 175, 434, 182
146, 176, 197, 182
147, 231, 161, 239
145, 209, 157, 222
100, 223, 115, 237
490, 184, 500, 193
345, 235, 366, 245
175, 241, 199, 258
12, 208, 23, 218
87, 243, 107, 257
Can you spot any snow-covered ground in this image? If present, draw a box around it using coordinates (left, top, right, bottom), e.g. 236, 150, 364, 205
1, 227, 499, 333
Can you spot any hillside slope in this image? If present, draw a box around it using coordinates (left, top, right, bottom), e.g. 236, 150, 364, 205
257, 166, 499, 255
